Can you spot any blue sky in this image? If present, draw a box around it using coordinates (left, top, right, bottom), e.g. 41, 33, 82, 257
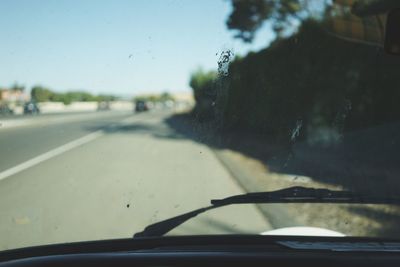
0, 0, 274, 96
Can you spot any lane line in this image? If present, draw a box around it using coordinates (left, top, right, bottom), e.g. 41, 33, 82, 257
0, 130, 103, 181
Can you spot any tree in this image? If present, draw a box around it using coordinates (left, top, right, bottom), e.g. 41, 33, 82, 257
226, 0, 307, 42
189, 69, 218, 120
226, 0, 333, 42
160, 92, 174, 102
10, 82, 25, 92
58, 91, 98, 104
351, 0, 397, 16
189, 69, 217, 102
31, 86, 53, 102
97, 94, 117, 102
227, 0, 398, 43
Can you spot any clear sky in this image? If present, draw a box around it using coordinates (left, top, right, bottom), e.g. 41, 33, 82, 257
0, 0, 274, 96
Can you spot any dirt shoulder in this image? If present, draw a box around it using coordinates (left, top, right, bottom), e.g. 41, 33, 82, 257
214, 148, 400, 237
165, 113, 400, 238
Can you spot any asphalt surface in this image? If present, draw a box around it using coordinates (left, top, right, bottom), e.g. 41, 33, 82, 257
0, 111, 271, 251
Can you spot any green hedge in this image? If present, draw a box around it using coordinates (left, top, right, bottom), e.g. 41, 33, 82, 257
217, 20, 400, 143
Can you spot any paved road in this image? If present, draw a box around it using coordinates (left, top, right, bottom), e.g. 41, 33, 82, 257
0, 111, 271, 251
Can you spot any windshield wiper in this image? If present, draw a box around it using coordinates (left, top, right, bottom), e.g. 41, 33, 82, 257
133, 186, 400, 238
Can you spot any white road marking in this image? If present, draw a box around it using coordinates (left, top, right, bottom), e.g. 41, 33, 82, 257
0, 130, 103, 181
0, 114, 142, 181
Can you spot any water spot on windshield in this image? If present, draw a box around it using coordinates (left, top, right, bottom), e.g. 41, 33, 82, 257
290, 119, 303, 142
283, 119, 303, 168
217, 49, 234, 76
335, 99, 352, 123
151, 211, 159, 222
332, 99, 352, 141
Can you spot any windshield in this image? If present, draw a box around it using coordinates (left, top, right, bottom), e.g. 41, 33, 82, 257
1, 0, 400, 251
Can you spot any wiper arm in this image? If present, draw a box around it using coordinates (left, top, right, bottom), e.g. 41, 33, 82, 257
133, 186, 400, 238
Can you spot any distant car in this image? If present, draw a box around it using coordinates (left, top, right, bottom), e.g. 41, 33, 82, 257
23, 102, 40, 114
135, 100, 149, 112
0, 103, 14, 115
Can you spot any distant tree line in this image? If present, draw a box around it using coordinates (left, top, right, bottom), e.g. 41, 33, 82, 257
133, 92, 174, 103
30, 86, 117, 105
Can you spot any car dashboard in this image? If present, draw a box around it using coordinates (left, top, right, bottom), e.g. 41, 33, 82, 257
0, 235, 400, 267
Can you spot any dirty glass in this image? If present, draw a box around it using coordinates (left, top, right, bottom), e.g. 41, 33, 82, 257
0, 0, 399, 251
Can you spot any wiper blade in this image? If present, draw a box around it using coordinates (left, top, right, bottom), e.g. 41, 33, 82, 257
211, 186, 400, 205
133, 186, 400, 238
